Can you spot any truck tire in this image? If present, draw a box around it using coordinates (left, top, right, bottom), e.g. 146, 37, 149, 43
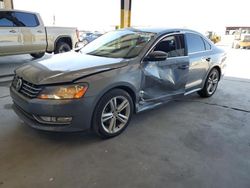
30, 52, 45, 59
54, 42, 71, 54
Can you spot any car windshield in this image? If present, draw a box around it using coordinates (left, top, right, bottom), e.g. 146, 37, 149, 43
81, 30, 156, 58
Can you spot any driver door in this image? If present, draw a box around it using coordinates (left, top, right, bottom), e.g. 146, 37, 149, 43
140, 34, 189, 102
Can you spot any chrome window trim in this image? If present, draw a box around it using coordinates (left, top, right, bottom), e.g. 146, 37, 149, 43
166, 55, 189, 60
188, 49, 212, 55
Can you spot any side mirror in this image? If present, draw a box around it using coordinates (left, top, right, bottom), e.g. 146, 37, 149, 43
144, 51, 168, 61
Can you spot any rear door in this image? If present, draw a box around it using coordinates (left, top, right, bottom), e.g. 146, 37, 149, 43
0, 11, 22, 55
14, 11, 46, 53
185, 33, 211, 92
141, 34, 189, 102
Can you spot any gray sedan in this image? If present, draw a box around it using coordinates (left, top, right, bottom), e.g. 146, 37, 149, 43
10, 28, 227, 138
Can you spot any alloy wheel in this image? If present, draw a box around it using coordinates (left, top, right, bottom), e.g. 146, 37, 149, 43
207, 70, 219, 95
101, 96, 131, 134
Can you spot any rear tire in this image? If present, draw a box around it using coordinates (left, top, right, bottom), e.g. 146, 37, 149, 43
92, 89, 134, 139
197, 68, 219, 98
30, 52, 45, 59
54, 42, 71, 54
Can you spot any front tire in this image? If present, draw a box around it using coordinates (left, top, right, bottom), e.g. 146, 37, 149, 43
198, 68, 219, 98
92, 89, 134, 139
30, 52, 45, 59
54, 42, 71, 54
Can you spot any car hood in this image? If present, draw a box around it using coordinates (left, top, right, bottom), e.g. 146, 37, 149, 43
16, 52, 128, 85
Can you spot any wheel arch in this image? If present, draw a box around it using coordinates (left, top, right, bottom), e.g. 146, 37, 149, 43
201, 65, 222, 89
95, 82, 137, 111
212, 65, 222, 80
113, 85, 137, 108
90, 83, 138, 130
54, 36, 73, 50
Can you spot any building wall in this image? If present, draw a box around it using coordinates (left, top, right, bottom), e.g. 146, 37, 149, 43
0, 0, 13, 9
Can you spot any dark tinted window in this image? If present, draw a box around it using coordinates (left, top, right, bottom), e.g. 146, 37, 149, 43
0, 11, 15, 26
154, 34, 185, 57
186, 33, 205, 53
14, 12, 38, 27
203, 38, 211, 50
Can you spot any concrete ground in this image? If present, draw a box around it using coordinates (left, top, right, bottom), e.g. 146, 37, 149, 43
0, 49, 250, 188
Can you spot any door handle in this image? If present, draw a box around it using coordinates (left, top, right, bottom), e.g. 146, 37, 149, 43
178, 65, 189, 69
202, 57, 211, 62
37, 30, 43, 33
9, 30, 16, 33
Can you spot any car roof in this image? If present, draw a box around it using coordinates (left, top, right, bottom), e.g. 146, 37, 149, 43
124, 27, 201, 35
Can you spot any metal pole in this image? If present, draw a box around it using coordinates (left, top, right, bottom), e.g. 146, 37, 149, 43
11, 0, 13, 9
120, 0, 131, 28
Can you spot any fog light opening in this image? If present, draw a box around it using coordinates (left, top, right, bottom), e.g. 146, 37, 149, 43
34, 115, 72, 125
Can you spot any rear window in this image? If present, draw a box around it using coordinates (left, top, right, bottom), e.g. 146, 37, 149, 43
14, 12, 39, 27
186, 33, 205, 53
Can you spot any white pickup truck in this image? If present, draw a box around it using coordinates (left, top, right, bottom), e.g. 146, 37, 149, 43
0, 9, 79, 58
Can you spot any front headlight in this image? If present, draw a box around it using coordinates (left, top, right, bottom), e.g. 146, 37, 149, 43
38, 84, 88, 100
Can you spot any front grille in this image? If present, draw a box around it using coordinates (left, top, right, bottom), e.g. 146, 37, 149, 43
12, 76, 42, 98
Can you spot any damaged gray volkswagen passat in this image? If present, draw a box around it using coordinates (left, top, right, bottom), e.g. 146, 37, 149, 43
10, 28, 227, 138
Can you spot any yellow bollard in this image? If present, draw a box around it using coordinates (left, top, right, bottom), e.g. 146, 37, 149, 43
120, 0, 131, 28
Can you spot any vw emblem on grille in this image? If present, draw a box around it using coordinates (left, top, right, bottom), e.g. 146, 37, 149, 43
16, 78, 23, 91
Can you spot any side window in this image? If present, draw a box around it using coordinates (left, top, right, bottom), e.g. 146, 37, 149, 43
14, 12, 38, 27
186, 33, 205, 53
0, 11, 15, 27
203, 38, 211, 50
153, 34, 185, 58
